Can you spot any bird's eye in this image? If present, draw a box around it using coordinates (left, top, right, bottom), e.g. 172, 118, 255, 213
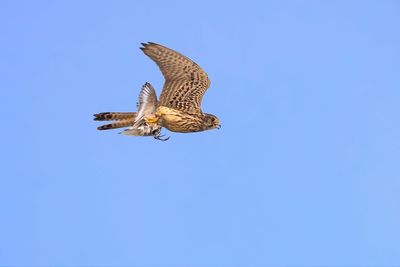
211, 117, 215, 122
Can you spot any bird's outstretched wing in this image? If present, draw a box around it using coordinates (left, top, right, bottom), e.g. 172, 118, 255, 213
140, 42, 210, 114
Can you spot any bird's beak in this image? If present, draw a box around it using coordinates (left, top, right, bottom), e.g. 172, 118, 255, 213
216, 124, 221, 129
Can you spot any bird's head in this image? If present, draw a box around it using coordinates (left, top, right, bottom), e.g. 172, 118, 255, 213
203, 113, 221, 130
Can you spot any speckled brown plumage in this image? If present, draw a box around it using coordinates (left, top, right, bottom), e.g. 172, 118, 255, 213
140, 42, 220, 133
141, 42, 211, 114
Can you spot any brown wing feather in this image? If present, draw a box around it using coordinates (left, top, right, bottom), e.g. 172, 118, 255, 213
140, 42, 210, 114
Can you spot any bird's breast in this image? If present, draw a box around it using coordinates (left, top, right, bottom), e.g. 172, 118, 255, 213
156, 106, 200, 133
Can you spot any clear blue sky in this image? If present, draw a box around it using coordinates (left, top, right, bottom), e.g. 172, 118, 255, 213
1, 0, 400, 266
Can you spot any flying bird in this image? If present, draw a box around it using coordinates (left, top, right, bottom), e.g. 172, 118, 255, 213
94, 42, 220, 140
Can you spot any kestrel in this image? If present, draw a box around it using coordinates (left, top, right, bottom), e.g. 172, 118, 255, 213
94, 42, 220, 140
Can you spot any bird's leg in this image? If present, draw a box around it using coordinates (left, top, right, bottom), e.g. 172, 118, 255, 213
145, 115, 159, 124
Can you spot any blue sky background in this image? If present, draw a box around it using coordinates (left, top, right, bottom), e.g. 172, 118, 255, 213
1, 0, 400, 266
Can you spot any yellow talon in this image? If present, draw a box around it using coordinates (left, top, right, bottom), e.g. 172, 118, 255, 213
145, 116, 159, 124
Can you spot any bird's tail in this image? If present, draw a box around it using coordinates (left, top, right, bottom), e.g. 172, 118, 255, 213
93, 112, 136, 121
96, 118, 136, 130
94, 112, 137, 130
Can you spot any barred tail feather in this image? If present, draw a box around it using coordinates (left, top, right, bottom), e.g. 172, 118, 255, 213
93, 112, 136, 121
97, 119, 135, 130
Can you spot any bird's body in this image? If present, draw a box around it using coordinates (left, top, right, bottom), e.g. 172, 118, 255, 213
94, 42, 220, 140
155, 106, 218, 133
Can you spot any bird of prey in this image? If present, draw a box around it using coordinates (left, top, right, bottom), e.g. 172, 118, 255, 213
94, 42, 220, 140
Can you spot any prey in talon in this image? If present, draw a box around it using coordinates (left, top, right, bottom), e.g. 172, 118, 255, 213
94, 83, 169, 141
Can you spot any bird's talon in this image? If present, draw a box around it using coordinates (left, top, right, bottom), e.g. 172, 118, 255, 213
154, 134, 170, 141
